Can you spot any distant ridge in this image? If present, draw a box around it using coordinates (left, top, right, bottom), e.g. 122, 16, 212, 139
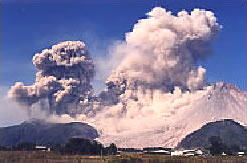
177, 119, 247, 149
0, 119, 98, 147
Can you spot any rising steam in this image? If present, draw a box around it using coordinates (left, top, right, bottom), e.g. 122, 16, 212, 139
8, 7, 247, 148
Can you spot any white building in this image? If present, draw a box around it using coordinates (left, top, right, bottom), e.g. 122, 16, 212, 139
35, 146, 51, 152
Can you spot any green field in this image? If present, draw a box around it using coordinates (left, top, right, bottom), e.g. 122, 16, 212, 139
0, 151, 247, 163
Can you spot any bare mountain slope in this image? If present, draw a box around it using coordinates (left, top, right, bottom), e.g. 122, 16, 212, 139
95, 82, 247, 148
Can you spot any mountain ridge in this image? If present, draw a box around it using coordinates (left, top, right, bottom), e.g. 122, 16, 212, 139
0, 119, 98, 147
177, 119, 247, 149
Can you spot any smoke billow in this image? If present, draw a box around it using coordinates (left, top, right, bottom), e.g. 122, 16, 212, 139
7, 7, 247, 148
106, 8, 220, 93
8, 41, 95, 115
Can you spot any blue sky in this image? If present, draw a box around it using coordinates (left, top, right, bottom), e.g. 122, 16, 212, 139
1, 0, 247, 91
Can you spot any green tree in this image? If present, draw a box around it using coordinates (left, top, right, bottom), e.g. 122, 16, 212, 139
15, 142, 36, 151
108, 143, 117, 155
62, 138, 104, 155
103, 143, 117, 155
207, 136, 226, 155
226, 144, 240, 155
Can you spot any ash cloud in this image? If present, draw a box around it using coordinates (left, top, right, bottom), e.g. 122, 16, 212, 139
106, 8, 220, 94
8, 41, 95, 115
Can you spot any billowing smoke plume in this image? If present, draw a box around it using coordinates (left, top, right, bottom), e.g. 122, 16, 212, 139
106, 8, 220, 94
8, 41, 95, 115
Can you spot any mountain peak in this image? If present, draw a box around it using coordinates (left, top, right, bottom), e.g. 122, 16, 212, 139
177, 119, 247, 149
1, 119, 98, 147
213, 82, 240, 91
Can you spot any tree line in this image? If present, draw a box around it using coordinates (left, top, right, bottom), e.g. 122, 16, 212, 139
0, 136, 245, 156
0, 138, 117, 155
207, 136, 245, 155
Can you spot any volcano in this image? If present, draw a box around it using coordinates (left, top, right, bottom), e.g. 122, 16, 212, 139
95, 82, 247, 148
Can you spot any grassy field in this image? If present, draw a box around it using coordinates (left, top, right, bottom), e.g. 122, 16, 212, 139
0, 151, 247, 163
